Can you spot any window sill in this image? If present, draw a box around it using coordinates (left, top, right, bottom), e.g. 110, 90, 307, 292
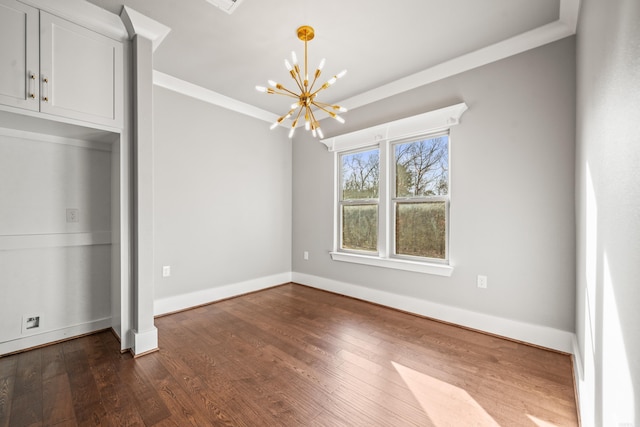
329, 251, 454, 276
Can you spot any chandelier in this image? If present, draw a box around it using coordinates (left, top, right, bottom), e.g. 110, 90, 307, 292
256, 25, 347, 139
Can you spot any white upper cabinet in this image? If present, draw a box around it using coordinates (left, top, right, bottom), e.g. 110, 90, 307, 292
39, 11, 123, 128
0, 0, 123, 129
0, 0, 39, 111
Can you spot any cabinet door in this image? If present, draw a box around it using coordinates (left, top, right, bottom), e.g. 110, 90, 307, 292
40, 12, 123, 128
0, 0, 39, 111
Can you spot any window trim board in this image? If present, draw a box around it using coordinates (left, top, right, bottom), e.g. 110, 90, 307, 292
329, 251, 454, 276
321, 102, 468, 153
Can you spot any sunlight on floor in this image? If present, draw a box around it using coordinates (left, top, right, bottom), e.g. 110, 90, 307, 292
392, 361, 500, 426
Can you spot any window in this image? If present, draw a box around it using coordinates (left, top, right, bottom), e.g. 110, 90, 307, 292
393, 135, 449, 260
340, 148, 379, 252
324, 103, 467, 276
337, 135, 449, 261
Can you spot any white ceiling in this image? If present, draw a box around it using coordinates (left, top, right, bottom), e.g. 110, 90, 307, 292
87, 0, 578, 120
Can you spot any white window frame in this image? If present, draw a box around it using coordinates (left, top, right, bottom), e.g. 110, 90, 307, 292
391, 132, 450, 263
338, 146, 380, 255
323, 103, 468, 276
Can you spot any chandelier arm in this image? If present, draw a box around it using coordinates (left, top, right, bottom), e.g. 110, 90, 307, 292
309, 82, 333, 98
308, 75, 320, 93
274, 85, 302, 97
307, 108, 316, 127
309, 72, 346, 97
311, 100, 335, 108
275, 108, 296, 122
289, 70, 305, 93
312, 100, 346, 112
304, 105, 313, 121
291, 104, 305, 126
308, 109, 322, 134
312, 102, 338, 117
271, 90, 301, 100
307, 105, 320, 128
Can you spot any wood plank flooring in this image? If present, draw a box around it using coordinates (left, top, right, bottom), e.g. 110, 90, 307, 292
0, 283, 579, 426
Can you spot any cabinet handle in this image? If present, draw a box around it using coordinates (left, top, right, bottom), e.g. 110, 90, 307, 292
29, 74, 36, 99
42, 76, 49, 102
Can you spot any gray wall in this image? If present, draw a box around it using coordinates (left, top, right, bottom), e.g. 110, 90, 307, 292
292, 37, 576, 332
575, 0, 640, 425
152, 86, 292, 304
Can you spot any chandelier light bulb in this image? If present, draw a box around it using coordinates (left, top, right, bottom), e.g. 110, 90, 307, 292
268, 80, 277, 87
255, 85, 267, 92
318, 58, 326, 70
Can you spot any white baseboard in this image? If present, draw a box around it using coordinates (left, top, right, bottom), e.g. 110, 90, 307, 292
152, 270, 575, 353
132, 326, 158, 356
572, 334, 584, 381
153, 272, 293, 316
571, 335, 591, 427
292, 272, 575, 353
0, 317, 111, 355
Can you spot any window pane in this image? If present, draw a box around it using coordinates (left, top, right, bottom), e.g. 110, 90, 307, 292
395, 136, 448, 197
341, 149, 379, 200
395, 201, 446, 259
342, 205, 378, 252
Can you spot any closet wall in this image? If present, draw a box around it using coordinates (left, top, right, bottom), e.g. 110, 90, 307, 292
0, 129, 113, 349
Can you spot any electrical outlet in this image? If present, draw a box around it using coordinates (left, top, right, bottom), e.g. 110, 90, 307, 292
66, 208, 79, 223
477, 275, 488, 289
22, 315, 40, 334
162, 266, 171, 277
303, 251, 309, 260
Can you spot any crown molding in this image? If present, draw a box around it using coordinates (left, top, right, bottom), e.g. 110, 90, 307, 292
18, 0, 128, 41
153, 71, 278, 123
559, 0, 581, 32
153, 0, 580, 123
120, 6, 171, 50
339, 0, 580, 110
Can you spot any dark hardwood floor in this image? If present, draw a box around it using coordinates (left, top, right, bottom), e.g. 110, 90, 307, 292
0, 283, 578, 426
